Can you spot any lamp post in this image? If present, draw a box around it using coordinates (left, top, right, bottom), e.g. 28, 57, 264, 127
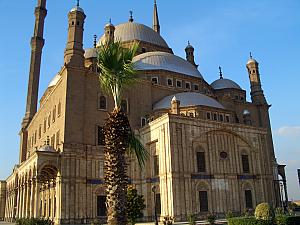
152, 185, 158, 225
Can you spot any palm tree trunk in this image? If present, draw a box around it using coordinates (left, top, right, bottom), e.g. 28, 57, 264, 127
104, 108, 130, 225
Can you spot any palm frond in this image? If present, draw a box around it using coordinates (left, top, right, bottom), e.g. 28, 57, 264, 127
128, 131, 149, 169
97, 41, 139, 109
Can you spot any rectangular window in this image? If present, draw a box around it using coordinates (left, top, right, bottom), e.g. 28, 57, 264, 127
51, 134, 55, 148
57, 102, 61, 117
194, 84, 199, 91
185, 82, 191, 89
219, 114, 224, 121
154, 155, 159, 176
213, 113, 217, 120
167, 78, 173, 86
155, 193, 161, 215
176, 80, 182, 88
38, 125, 42, 139
151, 77, 158, 84
245, 190, 253, 208
48, 113, 51, 128
225, 115, 230, 123
97, 126, 105, 146
97, 195, 106, 217
43, 118, 47, 133
52, 106, 56, 122
197, 152, 206, 172
242, 154, 250, 173
56, 130, 60, 149
199, 191, 208, 212
206, 112, 211, 120
141, 117, 147, 127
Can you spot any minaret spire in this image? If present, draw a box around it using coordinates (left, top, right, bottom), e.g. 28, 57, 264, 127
20, 0, 47, 163
23, 0, 47, 127
153, 0, 160, 34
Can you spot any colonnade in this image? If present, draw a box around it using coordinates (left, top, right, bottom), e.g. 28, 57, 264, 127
4, 176, 61, 222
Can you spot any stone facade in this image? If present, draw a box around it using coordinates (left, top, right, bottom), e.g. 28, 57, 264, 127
1, 1, 285, 224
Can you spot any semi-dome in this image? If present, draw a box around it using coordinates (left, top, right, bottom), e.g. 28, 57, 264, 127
133, 51, 203, 78
48, 74, 61, 88
98, 22, 169, 48
84, 48, 98, 59
211, 78, 241, 90
153, 92, 224, 110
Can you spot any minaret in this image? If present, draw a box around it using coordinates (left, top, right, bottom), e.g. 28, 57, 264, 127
246, 53, 266, 104
64, 1, 86, 67
104, 19, 115, 44
153, 0, 160, 34
22, 0, 47, 128
185, 41, 198, 68
19, 0, 47, 163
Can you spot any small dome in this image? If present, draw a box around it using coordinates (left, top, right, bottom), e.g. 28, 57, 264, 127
133, 51, 203, 78
247, 58, 258, 65
154, 92, 224, 110
211, 78, 241, 90
70, 6, 84, 13
84, 48, 98, 59
98, 22, 169, 48
243, 109, 251, 115
48, 74, 61, 88
39, 145, 56, 152
185, 41, 194, 50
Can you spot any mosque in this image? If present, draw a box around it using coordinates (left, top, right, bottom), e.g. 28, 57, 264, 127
0, 0, 288, 224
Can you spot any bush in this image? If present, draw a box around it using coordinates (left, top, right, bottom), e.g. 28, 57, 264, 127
16, 218, 53, 225
255, 203, 275, 221
187, 213, 196, 225
228, 217, 271, 225
126, 186, 146, 225
207, 213, 216, 225
226, 210, 234, 219
228, 215, 300, 225
275, 208, 284, 216
275, 215, 300, 225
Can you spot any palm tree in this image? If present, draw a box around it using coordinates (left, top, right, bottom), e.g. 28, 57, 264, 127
97, 41, 148, 225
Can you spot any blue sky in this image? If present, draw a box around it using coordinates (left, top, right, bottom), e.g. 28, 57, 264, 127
0, 0, 299, 200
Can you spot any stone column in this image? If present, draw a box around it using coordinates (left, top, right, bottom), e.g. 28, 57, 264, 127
55, 176, 61, 223
21, 184, 26, 218
26, 182, 31, 217
17, 185, 21, 218
30, 180, 35, 218
34, 180, 40, 218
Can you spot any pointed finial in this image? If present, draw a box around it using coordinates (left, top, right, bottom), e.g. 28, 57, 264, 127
129, 10, 134, 22
109, 18, 112, 24
93, 35, 97, 48
249, 52, 252, 59
154, 0, 157, 4
77, 0, 80, 7
219, 66, 223, 79
188, 41, 190, 45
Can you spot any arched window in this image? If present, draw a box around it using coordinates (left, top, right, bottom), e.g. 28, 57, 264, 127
99, 96, 107, 110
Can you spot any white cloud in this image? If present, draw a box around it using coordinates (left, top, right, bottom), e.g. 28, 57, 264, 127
275, 126, 300, 137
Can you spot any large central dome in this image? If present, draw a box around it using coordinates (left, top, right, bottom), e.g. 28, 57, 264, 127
133, 51, 203, 78
98, 22, 169, 48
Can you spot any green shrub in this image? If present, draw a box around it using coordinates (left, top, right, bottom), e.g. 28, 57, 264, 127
16, 218, 53, 225
207, 213, 216, 225
275, 215, 300, 225
275, 207, 284, 216
226, 210, 234, 219
255, 203, 275, 221
228, 217, 271, 225
187, 213, 196, 225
